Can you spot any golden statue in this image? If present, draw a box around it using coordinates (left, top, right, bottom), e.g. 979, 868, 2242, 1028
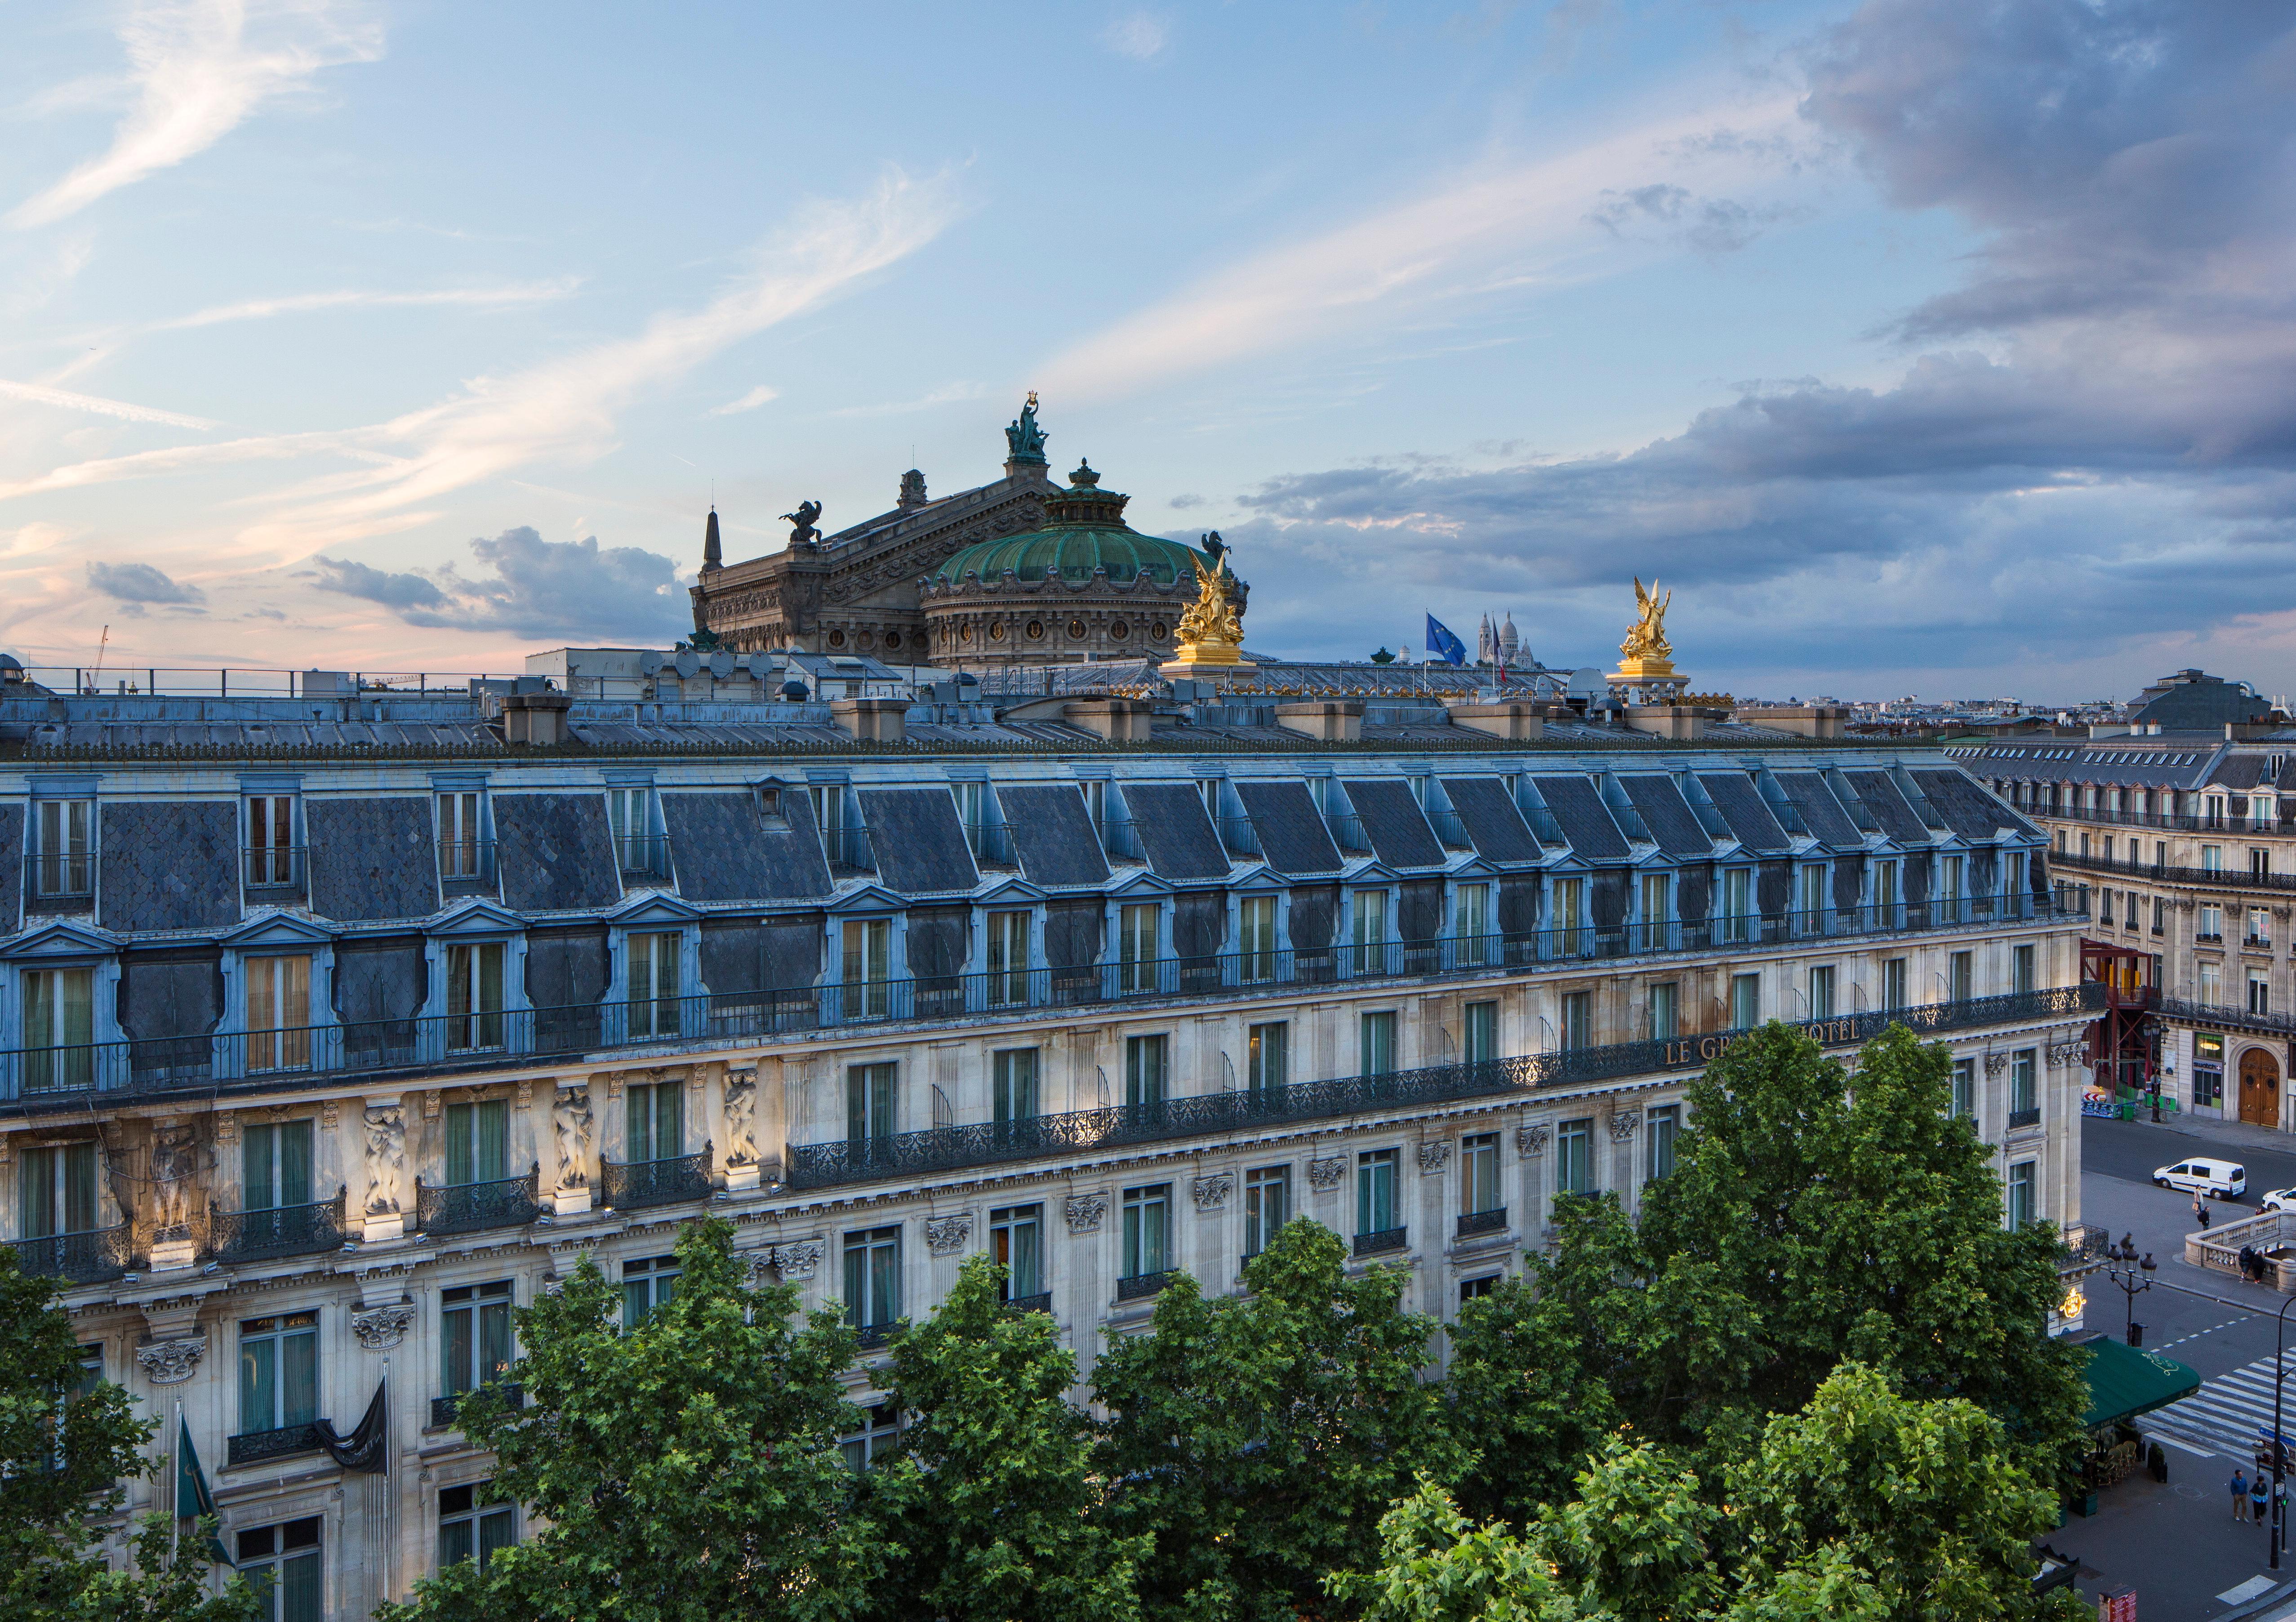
1164, 548, 1253, 673
1621, 575, 1672, 663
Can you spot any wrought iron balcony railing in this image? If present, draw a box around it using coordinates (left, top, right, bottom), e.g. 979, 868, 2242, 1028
853, 1321, 899, 1350
2050, 847, 2296, 894
1116, 1270, 1172, 1301
601, 1147, 714, 1211
2007, 1106, 2042, 1129
1004, 1291, 1053, 1315
2029, 802, 2283, 836
437, 838, 498, 892
614, 833, 673, 880
2156, 997, 2296, 1038
431, 1383, 524, 1431
1455, 1207, 1508, 1239
785, 985, 2106, 1191
0, 896, 2089, 1106
9, 1224, 133, 1284
23, 849, 94, 906
414, 1166, 540, 1237
1353, 1226, 1409, 1257
211, 1190, 347, 1264
241, 844, 307, 894
227, 1422, 324, 1468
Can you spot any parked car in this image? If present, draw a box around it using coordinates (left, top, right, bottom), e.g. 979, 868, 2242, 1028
2262, 1187, 2296, 1212
2154, 1158, 2247, 1199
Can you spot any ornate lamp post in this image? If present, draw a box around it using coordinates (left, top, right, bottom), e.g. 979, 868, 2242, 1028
2102, 1240, 2156, 1347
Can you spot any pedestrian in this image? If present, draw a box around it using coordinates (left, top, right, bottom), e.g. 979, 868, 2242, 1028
2253, 1474, 2270, 1524
2238, 1468, 2253, 1520
2199, 1194, 2214, 1230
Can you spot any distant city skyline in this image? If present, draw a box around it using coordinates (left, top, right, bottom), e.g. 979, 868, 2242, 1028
1, 2, 2290, 704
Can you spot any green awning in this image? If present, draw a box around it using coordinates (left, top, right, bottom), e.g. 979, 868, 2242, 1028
2079, 1335, 2202, 1429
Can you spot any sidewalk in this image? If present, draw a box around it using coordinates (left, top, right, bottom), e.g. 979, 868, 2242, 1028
2114, 1110, 2296, 1160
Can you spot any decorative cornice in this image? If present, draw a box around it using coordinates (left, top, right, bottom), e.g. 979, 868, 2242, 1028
1189, 1171, 1233, 1210
1063, 1192, 1108, 1234
924, 1214, 973, 1257
351, 1303, 413, 1350
135, 1337, 205, 1385
1305, 1156, 1347, 1190
1416, 1142, 1452, 1175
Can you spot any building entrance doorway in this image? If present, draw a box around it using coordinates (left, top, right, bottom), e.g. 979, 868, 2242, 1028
2239, 1047, 2281, 1127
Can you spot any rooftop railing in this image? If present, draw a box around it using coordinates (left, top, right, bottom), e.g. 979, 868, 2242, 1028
2155, 997, 2296, 1039
2030, 803, 2287, 836
0, 893, 2089, 1108
786, 984, 2107, 1191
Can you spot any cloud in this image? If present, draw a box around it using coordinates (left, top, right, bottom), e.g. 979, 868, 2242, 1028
1584, 183, 1799, 254
313, 526, 688, 642
0, 378, 218, 429
710, 384, 780, 415
1035, 94, 1805, 399
10, 0, 386, 229
87, 559, 205, 616
828, 382, 986, 418
1103, 11, 1170, 61
149, 279, 579, 333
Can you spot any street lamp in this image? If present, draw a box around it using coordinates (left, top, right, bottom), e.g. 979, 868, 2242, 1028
2102, 1241, 2156, 1347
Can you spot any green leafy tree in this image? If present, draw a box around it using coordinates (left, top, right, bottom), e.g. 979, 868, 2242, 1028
378, 1219, 884, 1622
1093, 1216, 1469, 1622
0, 1251, 257, 1621
867, 1253, 1143, 1622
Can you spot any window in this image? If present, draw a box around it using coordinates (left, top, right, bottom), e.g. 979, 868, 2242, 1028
1875, 860, 1900, 922
1357, 1148, 1400, 1236
438, 791, 483, 879
2012, 944, 2035, 995
19, 1141, 97, 1238
954, 781, 986, 855
625, 1080, 682, 1164
990, 1204, 1042, 1300
1122, 1184, 1170, 1279
1941, 855, 1964, 918
1561, 990, 1592, 1050
1118, 903, 1159, 994
1553, 877, 1585, 955
1459, 1274, 1501, 1306
239, 1517, 321, 1622
812, 785, 846, 861
2007, 1162, 2037, 1231
444, 1099, 509, 1186
985, 909, 1030, 1005
1081, 778, 1107, 834
1882, 958, 1907, 1012
2200, 905, 2225, 940
992, 1047, 1038, 1124
2153, 897, 2166, 934
1637, 872, 1670, 952
2201, 963, 2223, 1004
841, 1400, 900, 1471
1244, 1166, 1289, 1257
1360, 1011, 1397, 1076
1947, 950, 1972, 1003
2125, 891, 2140, 931
1353, 887, 1390, 973
32, 798, 93, 898
2255, 848, 2273, 882
605, 787, 650, 872
1807, 965, 1835, 1021
246, 795, 295, 887
1722, 869, 1752, 943
2252, 970, 2272, 1018
2253, 909, 2274, 947
1647, 981, 1678, 1041
239, 1312, 319, 1435
1461, 1133, 1501, 1215
1463, 1001, 1497, 1066
440, 1281, 513, 1402
2203, 844, 2224, 873
1795, 865, 1826, 932
1247, 1021, 1288, 1090
1239, 895, 1278, 982
438, 1481, 515, 1572
1647, 1105, 1679, 1181
621, 1254, 678, 1326
1126, 1034, 1168, 1107
841, 919, 891, 1017
445, 941, 506, 1053
844, 1226, 902, 1333
1441, 881, 1489, 971
1729, 972, 1760, 1030
245, 955, 312, 1073
243, 1119, 312, 1213
2195, 1034, 2225, 1107
625, 931, 681, 1039
2011, 1050, 2037, 1116
847, 1063, 895, 1143
23, 967, 94, 1091
1557, 1118, 1593, 1196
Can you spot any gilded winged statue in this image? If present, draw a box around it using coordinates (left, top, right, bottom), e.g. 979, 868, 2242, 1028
1621, 575, 1672, 662
1175, 551, 1246, 661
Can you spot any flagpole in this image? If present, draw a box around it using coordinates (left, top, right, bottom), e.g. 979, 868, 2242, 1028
170, 1399, 181, 1565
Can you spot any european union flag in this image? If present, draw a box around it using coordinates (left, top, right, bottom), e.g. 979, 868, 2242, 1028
1424, 614, 1466, 667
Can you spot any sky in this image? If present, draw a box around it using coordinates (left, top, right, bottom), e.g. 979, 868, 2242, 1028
1, 0, 2292, 704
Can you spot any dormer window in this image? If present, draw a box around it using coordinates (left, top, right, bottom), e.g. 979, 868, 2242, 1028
755, 783, 783, 821
439, 791, 485, 880
31, 800, 91, 900
246, 794, 296, 888
606, 787, 655, 875
23, 968, 95, 1091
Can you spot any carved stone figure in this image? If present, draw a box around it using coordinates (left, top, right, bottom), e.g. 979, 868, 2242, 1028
351, 1303, 413, 1350
1515, 1123, 1551, 1158
1620, 575, 1673, 663
552, 1086, 593, 1190
774, 1238, 824, 1281
1064, 1192, 1108, 1234
1607, 1111, 1640, 1143
136, 1337, 205, 1385
1190, 1171, 1233, 1210
781, 499, 824, 548
362, 1105, 406, 1218
1305, 1157, 1347, 1190
1416, 1142, 1452, 1176
924, 1214, 973, 1257
149, 1120, 200, 1236
1004, 392, 1048, 462
723, 1069, 758, 1168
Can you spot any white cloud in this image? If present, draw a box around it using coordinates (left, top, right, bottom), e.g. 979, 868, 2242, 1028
0, 378, 218, 429
1103, 11, 1170, 62
710, 383, 780, 415
828, 382, 986, 417
151, 279, 580, 332
1036, 94, 1805, 401
9, 0, 386, 229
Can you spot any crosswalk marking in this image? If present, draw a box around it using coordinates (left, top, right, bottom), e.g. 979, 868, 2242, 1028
2139, 1353, 2296, 1462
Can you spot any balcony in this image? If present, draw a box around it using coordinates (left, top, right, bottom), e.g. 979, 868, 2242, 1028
9, 1224, 133, 1284
614, 833, 673, 882
2158, 997, 2296, 1040
227, 1422, 324, 1468
211, 1191, 347, 1264
437, 839, 498, 896
1116, 1270, 1173, 1302
2036, 803, 2283, 836
23, 850, 94, 913
2007, 1106, 2042, 1130
601, 1147, 714, 1211
1353, 1226, 1409, 1258
1455, 1208, 1508, 1240
1004, 1291, 1053, 1316
853, 1321, 899, 1350
430, 1383, 523, 1431
414, 1167, 540, 1236
240, 844, 307, 898
786, 985, 2109, 1191
2052, 846, 2296, 896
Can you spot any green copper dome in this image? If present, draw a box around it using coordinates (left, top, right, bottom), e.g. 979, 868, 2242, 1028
933, 461, 1211, 587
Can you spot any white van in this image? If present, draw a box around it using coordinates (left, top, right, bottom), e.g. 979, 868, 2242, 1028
2154, 1158, 2247, 1199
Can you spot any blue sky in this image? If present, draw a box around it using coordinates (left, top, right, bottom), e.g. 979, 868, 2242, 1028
2, 1, 2291, 703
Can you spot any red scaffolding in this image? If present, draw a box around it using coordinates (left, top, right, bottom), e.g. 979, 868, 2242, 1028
2081, 938, 2160, 1107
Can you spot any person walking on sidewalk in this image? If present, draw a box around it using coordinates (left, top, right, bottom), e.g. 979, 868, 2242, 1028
2198, 1193, 2214, 1230
2252, 1474, 2269, 1525
2236, 1468, 2252, 1521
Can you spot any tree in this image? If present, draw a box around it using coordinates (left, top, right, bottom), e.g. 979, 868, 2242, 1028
1093, 1216, 1469, 1622
867, 1253, 1143, 1622
0, 1250, 256, 1621
378, 1219, 885, 1622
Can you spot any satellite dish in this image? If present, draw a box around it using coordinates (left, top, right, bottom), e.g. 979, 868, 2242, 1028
639, 650, 664, 676
708, 651, 734, 679
1567, 667, 1605, 700
674, 649, 700, 679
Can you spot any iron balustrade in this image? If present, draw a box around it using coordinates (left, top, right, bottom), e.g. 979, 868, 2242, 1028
826, 825, 876, 874
1005, 1291, 1053, 1315
437, 839, 497, 892
615, 833, 673, 879
854, 1322, 899, 1350
1323, 808, 1371, 855
1116, 1271, 1172, 1301
211, 1190, 347, 1263
9, 1224, 133, 1284
961, 821, 1017, 866
601, 1147, 714, 1211
789, 985, 2105, 1191
2156, 997, 2296, 1039
2052, 846, 2296, 895
1354, 1226, 1409, 1257
2029, 802, 2285, 836
2008, 1106, 2043, 1130
226, 1422, 323, 1468
2062, 1224, 2109, 1266
414, 1166, 540, 1236
241, 845, 307, 893
1456, 1208, 1508, 1239
23, 850, 93, 910
1099, 816, 1144, 861
0, 896, 2090, 1105
430, 1384, 523, 1431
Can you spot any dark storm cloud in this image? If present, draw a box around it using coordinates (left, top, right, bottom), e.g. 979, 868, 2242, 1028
314, 527, 689, 642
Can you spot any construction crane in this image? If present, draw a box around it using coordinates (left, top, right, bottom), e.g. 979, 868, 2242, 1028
90, 623, 109, 695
